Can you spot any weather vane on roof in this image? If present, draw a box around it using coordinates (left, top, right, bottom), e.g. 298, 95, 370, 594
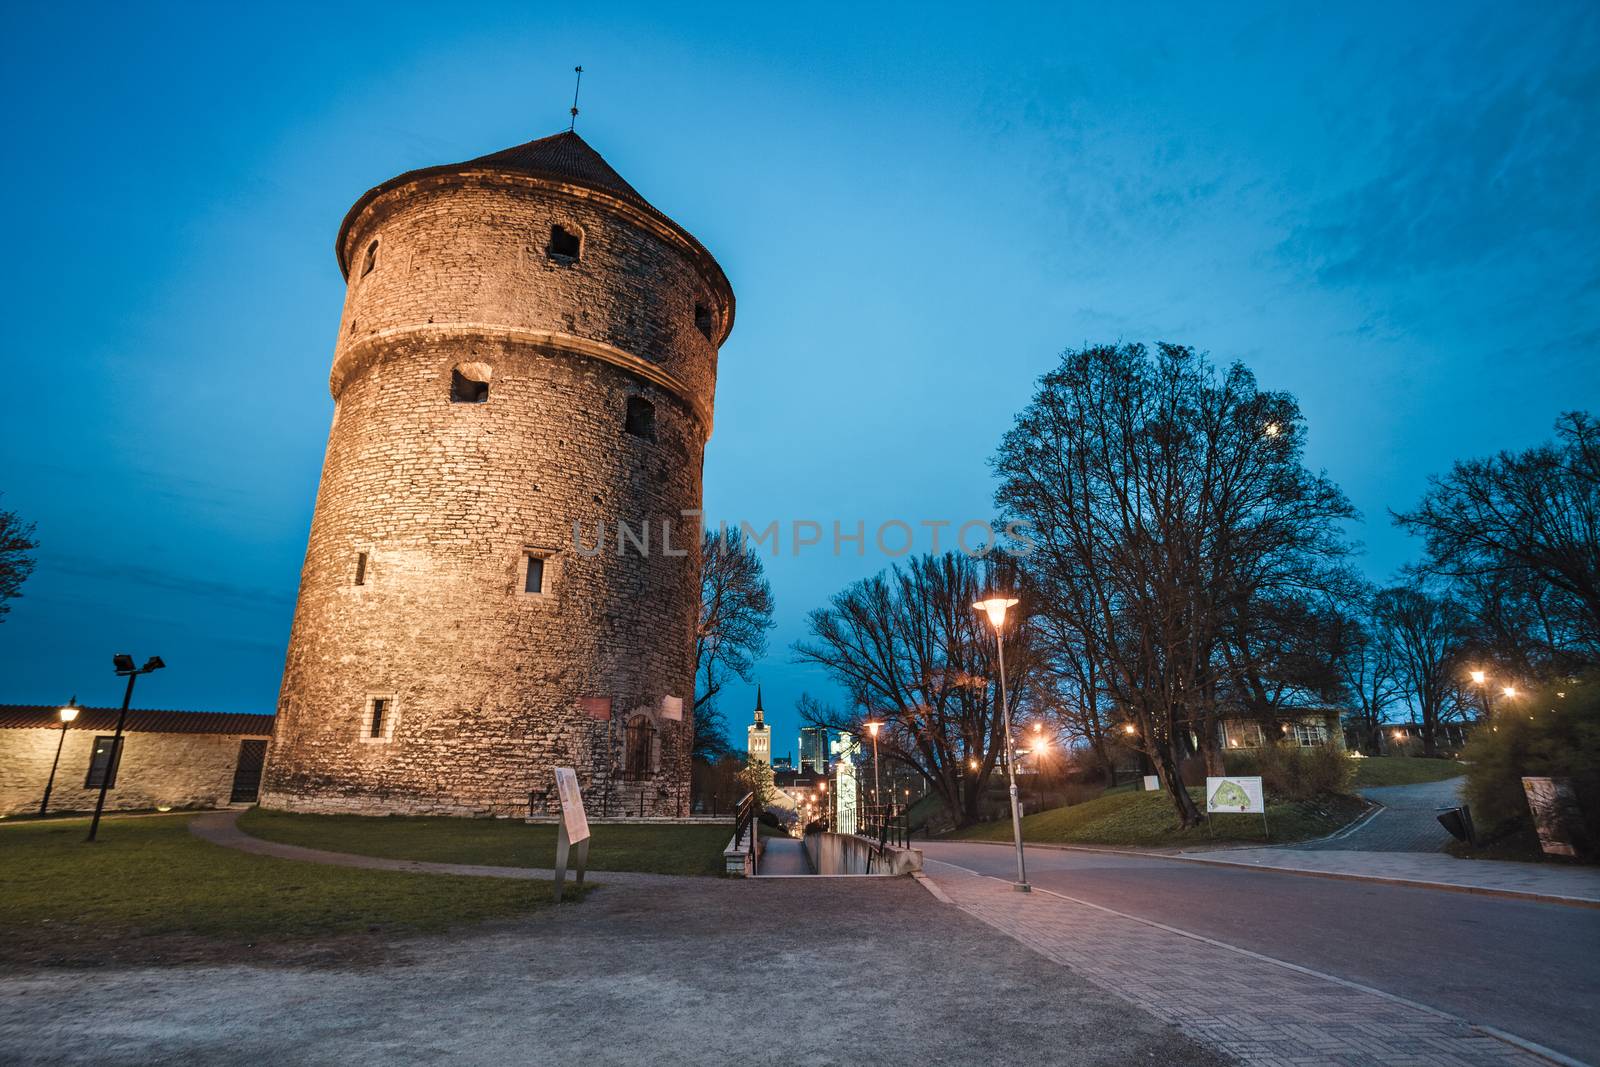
569, 65, 584, 131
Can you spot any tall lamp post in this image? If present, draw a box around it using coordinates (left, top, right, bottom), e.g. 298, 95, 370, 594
974, 595, 1029, 892
865, 720, 883, 828
1470, 669, 1493, 722
40, 697, 81, 815
86, 654, 165, 843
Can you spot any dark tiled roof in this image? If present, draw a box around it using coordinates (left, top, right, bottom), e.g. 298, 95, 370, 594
463, 131, 649, 208
334, 130, 731, 305
0, 705, 274, 735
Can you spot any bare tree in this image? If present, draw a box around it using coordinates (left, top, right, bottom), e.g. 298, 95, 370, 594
1372, 583, 1470, 757
794, 552, 1037, 828
995, 343, 1354, 826
1331, 596, 1402, 754
0, 499, 37, 623
694, 528, 775, 761
1395, 412, 1600, 670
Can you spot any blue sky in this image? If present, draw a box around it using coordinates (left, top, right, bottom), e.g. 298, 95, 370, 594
1, 2, 1595, 755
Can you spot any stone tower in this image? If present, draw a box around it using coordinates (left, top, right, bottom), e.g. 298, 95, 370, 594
746, 687, 770, 766
261, 130, 733, 818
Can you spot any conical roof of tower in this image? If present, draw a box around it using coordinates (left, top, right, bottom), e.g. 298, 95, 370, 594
335, 131, 732, 315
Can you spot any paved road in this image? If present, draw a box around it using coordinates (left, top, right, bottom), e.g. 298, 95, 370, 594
1300, 776, 1463, 852
922, 839, 1600, 1064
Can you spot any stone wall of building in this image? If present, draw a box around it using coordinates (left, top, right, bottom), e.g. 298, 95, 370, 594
0, 728, 269, 816
263, 149, 729, 819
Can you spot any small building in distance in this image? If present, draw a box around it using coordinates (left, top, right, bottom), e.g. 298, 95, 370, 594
0, 705, 274, 817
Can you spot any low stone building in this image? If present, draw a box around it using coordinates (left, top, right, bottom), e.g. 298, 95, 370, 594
0, 705, 274, 817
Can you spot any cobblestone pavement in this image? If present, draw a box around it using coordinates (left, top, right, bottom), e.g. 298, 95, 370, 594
1299, 778, 1464, 853
920, 858, 1563, 1067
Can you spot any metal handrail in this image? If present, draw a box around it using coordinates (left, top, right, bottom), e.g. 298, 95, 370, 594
733, 790, 757, 872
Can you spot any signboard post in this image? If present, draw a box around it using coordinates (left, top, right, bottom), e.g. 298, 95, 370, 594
1522, 776, 1586, 858
552, 767, 591, 902
1206, 775, 1268, 840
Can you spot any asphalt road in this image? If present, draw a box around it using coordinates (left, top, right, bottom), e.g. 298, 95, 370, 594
922, 839, 1600, 1064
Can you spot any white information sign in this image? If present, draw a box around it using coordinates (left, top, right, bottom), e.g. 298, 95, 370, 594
554, 766, 591, 844
1206, 775, 1265, 814
1142, 775, 1160, 792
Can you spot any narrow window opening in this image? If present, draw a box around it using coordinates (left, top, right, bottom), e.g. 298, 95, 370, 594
524, 554, 545, 594
624, 716, 656, 779
694, 303, 714, 342
354, 551, 368, 586
625, 396, 656, 439
369, 697, 387, 739
361, 240, 379, 277
451, 367, 490, 403
546, 224, 581, 260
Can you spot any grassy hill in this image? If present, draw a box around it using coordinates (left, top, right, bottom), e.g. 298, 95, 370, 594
945, 787, 1366, 848
1350, 756, 1466, 788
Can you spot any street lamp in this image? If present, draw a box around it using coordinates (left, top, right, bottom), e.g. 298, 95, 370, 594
973, 594, 1028, 892
865, 719, 884, 824
87, 654, 165, 843
40, 697, 80, 816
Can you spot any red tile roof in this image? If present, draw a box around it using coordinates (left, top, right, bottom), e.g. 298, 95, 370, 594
0, 705, 274, 735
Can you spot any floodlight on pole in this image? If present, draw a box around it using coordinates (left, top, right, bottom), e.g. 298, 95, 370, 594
973, 594, 1029, 892
87, 653, 166, 842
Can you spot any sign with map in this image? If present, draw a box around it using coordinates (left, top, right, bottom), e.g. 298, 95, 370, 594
1206, 775, 1264, 814
553, 766, 591, 844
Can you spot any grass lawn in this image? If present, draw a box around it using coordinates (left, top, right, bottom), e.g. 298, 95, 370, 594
239, 809, 734, 877
1351, 756, 1466, 788
0, 815, 574, 963
945, 787, 1368, 848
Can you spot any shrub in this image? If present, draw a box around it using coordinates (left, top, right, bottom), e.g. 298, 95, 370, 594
1461, 674, 1600, 853
1223, 742, 1353, 801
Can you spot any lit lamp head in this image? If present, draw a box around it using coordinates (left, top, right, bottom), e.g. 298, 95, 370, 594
1502, 686, 1518, 699
1470, 670, 1487, 685
1123, 723, 1137, 735
866, 720, 881, 738
58, 698, 80, 724
972, 596, 1020, 630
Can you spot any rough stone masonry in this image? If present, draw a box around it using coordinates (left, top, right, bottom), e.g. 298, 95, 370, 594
262, 131, 734, 819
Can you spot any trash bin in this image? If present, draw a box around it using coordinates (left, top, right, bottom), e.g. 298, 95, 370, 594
1436, 805, 1475, 844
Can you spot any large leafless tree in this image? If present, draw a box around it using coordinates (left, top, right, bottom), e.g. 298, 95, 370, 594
1395, 412, 1600, 671
794, 552, 1037, 827
694, 528, 775, 760
0, 498, 37, 624
993, 343, 1354, 827
1372, 583, 1470, 757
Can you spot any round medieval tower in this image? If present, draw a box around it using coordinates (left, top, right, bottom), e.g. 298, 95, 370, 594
261, 130, 733, 818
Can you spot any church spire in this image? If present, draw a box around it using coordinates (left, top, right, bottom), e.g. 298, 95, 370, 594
753, 685, 765, 726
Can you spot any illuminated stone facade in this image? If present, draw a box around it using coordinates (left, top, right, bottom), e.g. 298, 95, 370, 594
262, 132, 733, 818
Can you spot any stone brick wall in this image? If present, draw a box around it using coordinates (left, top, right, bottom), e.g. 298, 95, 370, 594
263, 162, 729, 819
0, 729, 268, 816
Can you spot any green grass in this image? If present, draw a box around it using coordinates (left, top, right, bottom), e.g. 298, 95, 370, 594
946, 787, 1368, 848
239, 809, 735, 877
1351, 756, 1466, 788
0, 815, 573, 956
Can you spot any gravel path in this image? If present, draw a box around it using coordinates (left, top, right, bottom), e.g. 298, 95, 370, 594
0, 877, 1224, 1066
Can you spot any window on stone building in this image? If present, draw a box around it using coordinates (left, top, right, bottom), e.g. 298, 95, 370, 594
625, 396, 656, 439
524, 554, 545, 594
451, 366, 490, 404
546, 224, 581, 261
361, 239, 379, 277
624, 715, 656, 779
354, 551, 368, 586
1292, 721, 1328, 747
369, 697, 388, 739
84, 736, 122, 789
694, 303, 714, 342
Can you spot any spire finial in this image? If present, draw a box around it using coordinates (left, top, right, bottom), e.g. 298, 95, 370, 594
569, 65, 584, 131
